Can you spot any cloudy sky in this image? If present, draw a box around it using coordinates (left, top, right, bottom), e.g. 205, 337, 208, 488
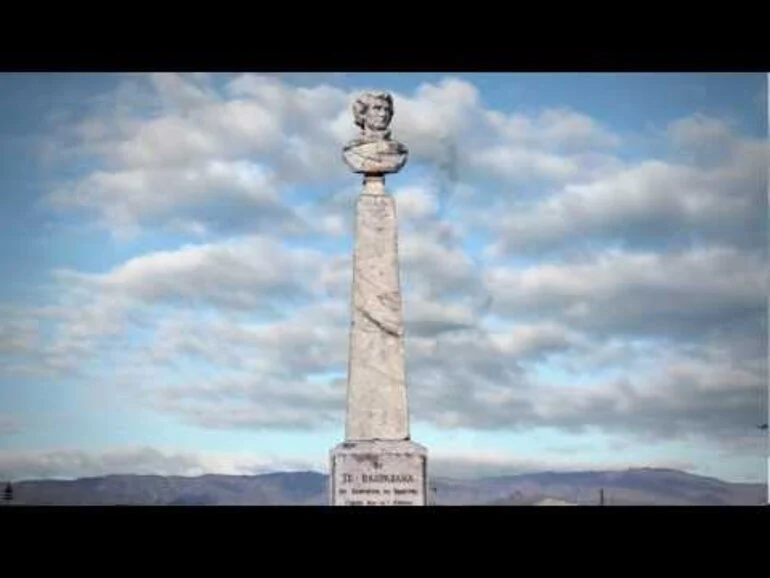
0, 72, 767, 484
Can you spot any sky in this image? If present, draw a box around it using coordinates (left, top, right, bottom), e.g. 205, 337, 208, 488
0, 72, 767, 485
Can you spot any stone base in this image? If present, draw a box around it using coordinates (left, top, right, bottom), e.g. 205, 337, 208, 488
329, 440, 428, 506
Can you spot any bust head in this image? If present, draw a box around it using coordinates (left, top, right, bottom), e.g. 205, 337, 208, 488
352, 91, 394, 137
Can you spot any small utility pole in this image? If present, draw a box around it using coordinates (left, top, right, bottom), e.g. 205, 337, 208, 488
599, 488, 605, 506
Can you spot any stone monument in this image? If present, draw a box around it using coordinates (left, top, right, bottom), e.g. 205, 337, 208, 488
329, 91, 428, 506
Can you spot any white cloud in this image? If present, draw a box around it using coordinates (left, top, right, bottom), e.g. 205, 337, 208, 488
0, 446, 318, 481
485, 245, 766, 340
0, 445, 700, 482
59, 235, 327, 311
5, 75, 764, 480
667, 113, 739, 165
149, 72, 220, 111
488, 322, 580, 360
404, 329, 766, 441
388, 78, 482, 162
5, 235, 339, 386
0, 415, 21, 436
11, 240, 764, 444
47, 160, 290, 238
470, 145, 582, 182
393, 184, 440, 221
0, 315, 39, 354
487, 134, 767, 256
485, 107, 621, 150
427, 448, 695, 480
42, 74, 635, 240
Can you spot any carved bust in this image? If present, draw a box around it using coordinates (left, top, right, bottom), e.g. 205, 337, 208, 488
343, 91, 408, 175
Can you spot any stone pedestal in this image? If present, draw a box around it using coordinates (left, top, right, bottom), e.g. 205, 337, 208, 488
330, 440, 428, 506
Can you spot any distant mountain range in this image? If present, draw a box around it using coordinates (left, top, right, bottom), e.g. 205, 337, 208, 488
5, 468, 766, 506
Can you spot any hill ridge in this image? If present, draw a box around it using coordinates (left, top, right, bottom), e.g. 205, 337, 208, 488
6, 467, 765, 506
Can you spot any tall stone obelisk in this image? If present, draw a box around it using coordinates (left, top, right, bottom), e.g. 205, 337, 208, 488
329, 91, 428, 506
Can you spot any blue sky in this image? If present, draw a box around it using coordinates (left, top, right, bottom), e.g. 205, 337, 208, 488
0, 72, 767, 485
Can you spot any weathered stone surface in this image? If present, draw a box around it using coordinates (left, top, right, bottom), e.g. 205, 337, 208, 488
345, 184, 409, 441
330, 440, 427, 506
